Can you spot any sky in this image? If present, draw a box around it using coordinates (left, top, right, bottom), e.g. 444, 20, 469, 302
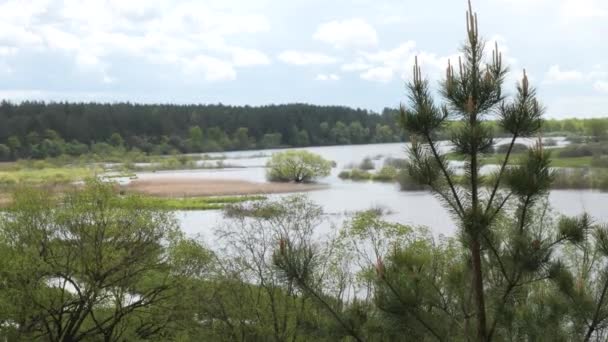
0, 0, 606, 118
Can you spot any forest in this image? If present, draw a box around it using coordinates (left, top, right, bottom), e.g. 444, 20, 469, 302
0, 102, 402, 160
0, 100, 606, 162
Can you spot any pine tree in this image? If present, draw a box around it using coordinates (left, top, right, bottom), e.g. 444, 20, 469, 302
399, 1, 547, 340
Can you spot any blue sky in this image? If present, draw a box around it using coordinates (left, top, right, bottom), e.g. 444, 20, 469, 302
0, 0, 606, 118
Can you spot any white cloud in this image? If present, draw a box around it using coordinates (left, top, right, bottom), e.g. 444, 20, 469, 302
544, 65, 584, 83
594, 81, 608, 93
183, 55, 236, 81
315, 73, 340, 81
341, 61, 372, 72
560, 0, 607, 20
0, 0, 272, 83
360, 67, 393, 82
229, 47, 271, 67
313, 18, 378, 49
346, 41, 456, 83
278, 50, 338, 65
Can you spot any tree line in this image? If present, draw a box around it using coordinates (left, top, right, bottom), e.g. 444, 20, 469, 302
0, 102, 403, 161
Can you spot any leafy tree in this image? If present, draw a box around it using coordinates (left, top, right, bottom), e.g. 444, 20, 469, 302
108, 132, 124, 147
65, 140, 89, 156
349, 121, 369, 144
259, 132, 283, 149
585, 118, 608, 142
7, 136, 21, 158
233, 127, 251, 150
295, 129, 310, 146
266, 150, 331, 183
188, 126, 204, 152
0, 181, 191, 341
374, 124, 395, 143
0, 144, 10, 161
332, 121, 351, 145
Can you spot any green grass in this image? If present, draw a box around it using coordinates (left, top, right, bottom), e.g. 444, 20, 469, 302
116, 195, 267, 210
0, 166, 99, 187
446, 149, 598, 169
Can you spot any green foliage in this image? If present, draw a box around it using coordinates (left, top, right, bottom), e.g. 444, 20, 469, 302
398, 2, 552, 340
338, 168, 373, 181
120, 194, 266, 210
0, 181, 206, 341
0, 144, 10, 161
266, 150, 331, 183
493, 142, 528, 154
552, 168, 608, 191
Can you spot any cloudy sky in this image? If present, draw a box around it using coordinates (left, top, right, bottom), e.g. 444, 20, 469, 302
0, 0, 606, 118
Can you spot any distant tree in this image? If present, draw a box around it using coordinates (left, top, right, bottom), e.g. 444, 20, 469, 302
295, 129, 310, 146
6, 136, 21, 159
585, 118, 608, 141
188, 126, 204, 152
65, 140, 89, 156
0, 144, 10, 161
40, 138, 64, 158
319, 122, 331, 144
349, 121, 369, 144
109, 132, 124, 147
233, 127, 251, 150
26, 131, 40, 146
332, 121, 351, 145
266, 150, 331, 183
260, 132, 283, 149
374, 124, 395, 143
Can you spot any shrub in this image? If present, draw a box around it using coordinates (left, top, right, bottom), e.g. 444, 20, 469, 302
566, 136, 585, 144
266, 150, 331, 183
374, 166, 398, 182
543, 138, 557, 146
592, 156, 608, 168
338, 169, 372, 181
359, 157, 375, 170
558, 144, 594, 158
493, 142, 528, 154
397, 169, 427, 191
384, 157, 408, 169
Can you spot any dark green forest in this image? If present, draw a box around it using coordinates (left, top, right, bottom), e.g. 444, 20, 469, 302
0, 102, 402, 160
0, 100, 605, 162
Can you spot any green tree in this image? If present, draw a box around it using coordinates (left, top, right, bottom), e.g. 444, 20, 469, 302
259, 132, 282, 149
188, 126, 204, 152
374, 124, 395, 143
0, 181, 196, 341
7, 136, 21, 159
295, 129, 310, 146
349, 121, 369, 144
233, 127, 251, 150
0, 144, 10, 161
266, 150, 331, 183
332, 121, 351, 145
109, 132, 124, 147
585, 118, 608, 142
398, 1, 557, 340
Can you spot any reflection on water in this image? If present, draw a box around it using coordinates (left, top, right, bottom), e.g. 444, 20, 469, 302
166, 140, 607, 242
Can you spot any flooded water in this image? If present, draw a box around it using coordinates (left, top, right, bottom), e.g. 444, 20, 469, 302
147, 138, 607, 242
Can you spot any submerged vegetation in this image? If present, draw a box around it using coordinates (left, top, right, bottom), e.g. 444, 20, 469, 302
114, 193, 266, 211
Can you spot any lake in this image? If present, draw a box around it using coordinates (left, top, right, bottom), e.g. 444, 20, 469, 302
138, 139, 608, 242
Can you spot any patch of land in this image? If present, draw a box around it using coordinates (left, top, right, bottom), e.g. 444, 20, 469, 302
125, 177, 327, 197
